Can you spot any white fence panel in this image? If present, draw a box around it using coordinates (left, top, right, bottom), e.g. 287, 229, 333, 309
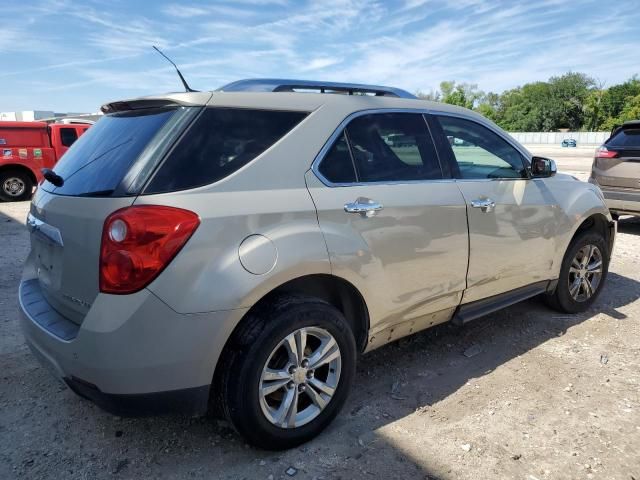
509, 132, 609, 145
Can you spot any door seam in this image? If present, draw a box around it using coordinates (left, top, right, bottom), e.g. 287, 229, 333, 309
454, 180, 471, 293
304, 170, 333, 275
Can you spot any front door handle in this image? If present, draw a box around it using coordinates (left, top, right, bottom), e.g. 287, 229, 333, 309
470, 198, 496, 213
344, 197, 384, 217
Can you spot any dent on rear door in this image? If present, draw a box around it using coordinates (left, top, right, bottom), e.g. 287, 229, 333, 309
305, 171, 469, 340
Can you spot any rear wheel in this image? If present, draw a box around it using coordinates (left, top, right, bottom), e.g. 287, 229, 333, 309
546, 230, 609, 313
216, 295, 356, 450
0, 169, 33, 202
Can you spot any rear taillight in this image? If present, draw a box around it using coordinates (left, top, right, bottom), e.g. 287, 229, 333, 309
100, 205, 200, 294
595, 146, 618, 158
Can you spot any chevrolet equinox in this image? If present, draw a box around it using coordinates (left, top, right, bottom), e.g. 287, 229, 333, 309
19, 79, 615, 449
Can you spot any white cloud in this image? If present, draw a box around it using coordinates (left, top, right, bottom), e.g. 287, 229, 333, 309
1, 0, 638, 112
301, 57, 344, 71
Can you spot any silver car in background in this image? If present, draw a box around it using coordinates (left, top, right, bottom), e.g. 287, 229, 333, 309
19, 79, 615, 449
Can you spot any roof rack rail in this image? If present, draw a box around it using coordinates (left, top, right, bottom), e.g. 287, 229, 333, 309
217, 79, 417, 99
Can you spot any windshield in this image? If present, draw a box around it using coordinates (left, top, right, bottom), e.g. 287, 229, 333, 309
42, 108, 180, 196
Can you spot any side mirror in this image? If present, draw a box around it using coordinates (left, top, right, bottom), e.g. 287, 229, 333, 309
531, 156, 557, 178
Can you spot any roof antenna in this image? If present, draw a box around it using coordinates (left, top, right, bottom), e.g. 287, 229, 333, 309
152, 45, 197, 93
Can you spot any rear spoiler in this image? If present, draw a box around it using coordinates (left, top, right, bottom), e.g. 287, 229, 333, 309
101, 92, 213, 114
101, 99, 181, 114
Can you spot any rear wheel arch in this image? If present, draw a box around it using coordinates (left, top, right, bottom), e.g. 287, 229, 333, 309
212, 274, 369, 393
210, 274, 369, 428
229, 274, 370, 355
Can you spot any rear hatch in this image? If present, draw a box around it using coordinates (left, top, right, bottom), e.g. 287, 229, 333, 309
29, 104, 201, 324
595, 127, 640, 190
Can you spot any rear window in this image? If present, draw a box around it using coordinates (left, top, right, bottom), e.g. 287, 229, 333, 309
43, 108, 180, 196
144, 108, 307, 193
608, 128, 640, 147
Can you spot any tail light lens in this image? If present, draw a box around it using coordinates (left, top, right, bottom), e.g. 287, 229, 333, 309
595, 146, 618, 159
100, 205, 200, 294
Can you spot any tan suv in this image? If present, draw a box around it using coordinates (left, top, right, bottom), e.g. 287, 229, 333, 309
589, 120, 640, 218
19, 79, 615, 450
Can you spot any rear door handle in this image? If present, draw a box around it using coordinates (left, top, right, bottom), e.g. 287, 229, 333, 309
344, 197, 384, 217
470, 198, 496, 213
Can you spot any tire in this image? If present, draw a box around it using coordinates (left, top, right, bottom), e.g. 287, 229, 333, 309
0, 169, 33, 202
546, 230, 609, 313
216, 295, 357, 450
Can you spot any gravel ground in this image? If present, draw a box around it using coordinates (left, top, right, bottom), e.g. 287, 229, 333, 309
1, 150, 639, 480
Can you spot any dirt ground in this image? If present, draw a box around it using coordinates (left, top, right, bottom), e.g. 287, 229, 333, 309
1, 147, 639, 480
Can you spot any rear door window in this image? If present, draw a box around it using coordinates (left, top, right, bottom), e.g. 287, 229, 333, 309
608, 128, 640, 147
44, 108, 181, 196
345, 113, 442, 182
145, 108, 307, 193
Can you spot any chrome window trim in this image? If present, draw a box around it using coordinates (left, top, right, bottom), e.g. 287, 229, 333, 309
311, 108, 533, 187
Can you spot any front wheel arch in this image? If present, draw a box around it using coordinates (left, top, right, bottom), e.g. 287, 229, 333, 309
569, 213, 614, 256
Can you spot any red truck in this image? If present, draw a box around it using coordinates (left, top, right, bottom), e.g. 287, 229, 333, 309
0, 121, 90, 201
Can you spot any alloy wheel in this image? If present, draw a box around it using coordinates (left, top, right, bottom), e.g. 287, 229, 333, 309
259, 326, 341, 429
568, 244, 603, 302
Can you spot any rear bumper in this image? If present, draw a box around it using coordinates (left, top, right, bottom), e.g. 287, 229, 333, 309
19, 276, 248, 416
598, 184, 640, 215
65, 376, 209, 417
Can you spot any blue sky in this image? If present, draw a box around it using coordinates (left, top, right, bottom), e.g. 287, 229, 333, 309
1, 0, 639, 113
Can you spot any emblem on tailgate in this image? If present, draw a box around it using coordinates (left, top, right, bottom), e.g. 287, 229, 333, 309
62, 293, 92, 309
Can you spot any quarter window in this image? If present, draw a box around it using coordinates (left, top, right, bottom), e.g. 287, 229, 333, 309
436, 115, 526, 179
146, 108, 307, 193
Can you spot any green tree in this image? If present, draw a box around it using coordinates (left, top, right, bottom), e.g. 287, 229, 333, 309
602, 93, 640, 130
548, 72, 595, 130
599, 76, 640, 123
499, 82, 560, 131
583, 87, 606, 131
475, 91, 502, 123
439, 81, 483, 109
416, 72, 639, 131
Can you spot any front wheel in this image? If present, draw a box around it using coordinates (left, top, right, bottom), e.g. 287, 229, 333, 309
216, 295, 356, 450
546, 230, 609, 313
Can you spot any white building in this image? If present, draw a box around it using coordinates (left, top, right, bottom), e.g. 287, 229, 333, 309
0, 110, 96, 122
